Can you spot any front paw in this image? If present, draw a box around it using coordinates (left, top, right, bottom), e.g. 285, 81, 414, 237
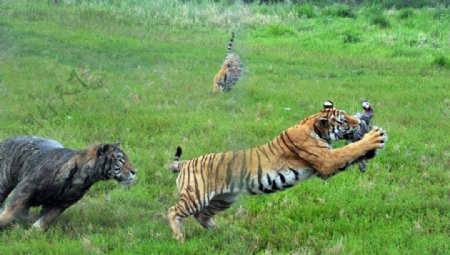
363, 126, 387, 149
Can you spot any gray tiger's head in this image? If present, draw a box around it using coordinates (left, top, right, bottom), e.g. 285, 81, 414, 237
97, 143, 136, 185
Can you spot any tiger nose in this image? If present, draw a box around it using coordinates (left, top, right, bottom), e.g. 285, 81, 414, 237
130, 169, 136, 176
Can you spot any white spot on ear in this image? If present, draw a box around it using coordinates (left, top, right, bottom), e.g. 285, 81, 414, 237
324, 101, 334, 109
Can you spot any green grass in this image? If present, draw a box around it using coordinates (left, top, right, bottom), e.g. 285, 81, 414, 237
0, 1, 449, 254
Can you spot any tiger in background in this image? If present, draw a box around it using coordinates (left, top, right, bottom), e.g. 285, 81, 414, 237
213, 32, 243, 93
0, 136, 136, 231
168, 102, 387, 242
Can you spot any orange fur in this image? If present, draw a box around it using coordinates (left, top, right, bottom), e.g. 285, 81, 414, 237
168, 106, 386, 242
213, 65, 228, 93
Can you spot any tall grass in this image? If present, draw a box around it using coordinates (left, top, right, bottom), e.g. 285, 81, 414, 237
0, 0, 449, 254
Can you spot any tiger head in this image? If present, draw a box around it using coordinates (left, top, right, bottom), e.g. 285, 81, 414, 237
313, 101, 361, 143
97, 143, 136, 185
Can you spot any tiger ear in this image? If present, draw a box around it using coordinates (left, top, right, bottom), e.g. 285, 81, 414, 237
323, 100, 334, 110
97, 144, 112, 156
319, 118, 329, 127
113, 142, 121, 148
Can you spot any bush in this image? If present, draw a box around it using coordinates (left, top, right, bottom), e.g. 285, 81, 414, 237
371, 14, 390, 28
432, 55, 450, 68
433, 9, 448, 20
323, 4, 357, 19
295, 4, 316, 18
398, 8, 414, 19
266, 24, 295, 36
342, 31, 362, 43
366, 7, 390, 28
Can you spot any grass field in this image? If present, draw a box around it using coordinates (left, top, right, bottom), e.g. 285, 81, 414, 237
0, 0, 449, 254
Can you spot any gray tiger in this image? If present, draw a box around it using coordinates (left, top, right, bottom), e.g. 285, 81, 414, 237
213, 32, 243, 93
0, 136, 136, 231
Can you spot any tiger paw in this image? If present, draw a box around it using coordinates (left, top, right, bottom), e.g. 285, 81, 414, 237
362, 126, 387, 150
373, 126, 388, 148
174, 232, 185, 243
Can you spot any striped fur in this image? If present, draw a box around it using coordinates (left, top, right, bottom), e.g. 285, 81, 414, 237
168, 106, 387, 242
213, 32, 243, 93
0, 136, 136, 231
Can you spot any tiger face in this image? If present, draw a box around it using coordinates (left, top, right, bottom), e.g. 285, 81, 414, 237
314, 109, 361, 143
98, 143, 136, 185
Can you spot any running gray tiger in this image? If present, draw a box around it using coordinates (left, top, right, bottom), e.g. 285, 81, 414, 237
0, 136, 136, 231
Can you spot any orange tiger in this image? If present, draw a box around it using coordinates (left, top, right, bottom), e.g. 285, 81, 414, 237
213, 32, 243, 93
168, 101, 387, 242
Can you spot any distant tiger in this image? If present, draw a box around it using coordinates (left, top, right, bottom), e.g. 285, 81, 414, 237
213, 32, 243, 93
168, 102, 387, 242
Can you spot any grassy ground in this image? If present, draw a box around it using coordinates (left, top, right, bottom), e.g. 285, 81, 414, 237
0, 0, 449, 254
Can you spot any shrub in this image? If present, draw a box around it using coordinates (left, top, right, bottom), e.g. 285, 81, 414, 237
342, 31, 362, 43
266, 24, 295, 36
295, 4, 315, 18
433, 9, 448, 20
370, 11, 391, 28
398, 8, 414, 19
323, 4, 357, 19
432, 55, 450, 68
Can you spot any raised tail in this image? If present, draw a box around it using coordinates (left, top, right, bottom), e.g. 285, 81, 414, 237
227, 32, 235, 54
169, 146, 183, 173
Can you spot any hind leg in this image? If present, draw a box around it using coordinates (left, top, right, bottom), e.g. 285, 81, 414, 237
0, 191, 7, 209
194, 193, 237, 229
0, 184, 32, 228
168, 190, 206, 242
0, 184, 13, 209
194, 212, 217, 229
168, 204, 186, 242
32, 205, 67, 231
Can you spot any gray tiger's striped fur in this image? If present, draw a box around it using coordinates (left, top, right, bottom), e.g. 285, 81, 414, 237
0, 136, 136, 231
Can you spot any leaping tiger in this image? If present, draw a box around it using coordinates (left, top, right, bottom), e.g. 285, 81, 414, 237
167, 102, 387, 242
213, 32, 243, 93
